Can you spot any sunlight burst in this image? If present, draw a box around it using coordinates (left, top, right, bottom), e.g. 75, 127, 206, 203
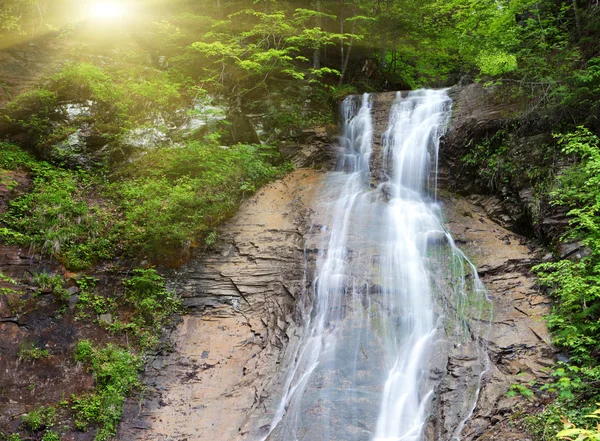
89, 2, 127, 19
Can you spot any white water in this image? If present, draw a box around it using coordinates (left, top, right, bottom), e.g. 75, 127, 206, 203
262, 90, 491, 441
373, 90, 451, 441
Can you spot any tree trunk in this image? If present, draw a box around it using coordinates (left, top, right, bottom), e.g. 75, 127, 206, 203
339, 0, 345, 73
339, 0, 359, 85
572, 0, 581, 36
380, 0, 391, 69
381, 32, 387, 69
313, 0, 322, 69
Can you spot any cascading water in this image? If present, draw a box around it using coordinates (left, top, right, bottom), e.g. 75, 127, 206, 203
261, 90, 491, 441
373, 89, 451, 441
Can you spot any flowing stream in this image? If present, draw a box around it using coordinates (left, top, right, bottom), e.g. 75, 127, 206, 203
263, 90, 491, 441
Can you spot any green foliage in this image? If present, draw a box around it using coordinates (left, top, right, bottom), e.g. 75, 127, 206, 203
557, 408, 600, 440
2, 62, 186, 164
507, 383, 535, 400
72, 269, 178, 350
461, 131, 513, 191
32, 271, 68, 300
185, 6, 343, 89
72, 341, 142, 441
0, 157, 116, 270
525, 401, 598, 440
21, 406, 56, 431
41, 431, 61, 441
526, 127, 600, 439
168, 2, 351, 126
0, 142, 36, 170
113, 141, 286, 259
528, 364, 600, 406
51, 62, 183, 128
117, 268, 181, 349
568, 57, 600, 125
74, 275, 114, 317
534, 128, 600, 365
51, 63, 120, 105
0, 270, 17, 285
0, 138, 285, 265
18, 342, 50, 361
476, 51, 518, 76
4, 89, 61, 147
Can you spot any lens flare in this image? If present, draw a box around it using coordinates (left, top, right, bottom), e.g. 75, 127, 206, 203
89, 2, 126, 19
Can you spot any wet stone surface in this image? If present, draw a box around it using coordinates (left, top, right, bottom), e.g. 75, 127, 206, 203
118, 169, 324, 441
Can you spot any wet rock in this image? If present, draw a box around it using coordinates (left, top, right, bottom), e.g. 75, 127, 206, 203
123, 126, 170, 149
118, 169, 324, 441
63, 101, 93, 120
278, 126, 337, 168
441, 194, 554, 441
67, 295, 79, 311
427, 230, 448, 246
559, 241, 592, 261
48, 123, 108, 167
180, 101, 226, 133
98, 313, 113, 325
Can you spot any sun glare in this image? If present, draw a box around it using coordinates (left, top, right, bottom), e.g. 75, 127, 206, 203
89, 2, 126, 19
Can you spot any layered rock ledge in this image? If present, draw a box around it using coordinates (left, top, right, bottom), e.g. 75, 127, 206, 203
118, 169, 324, 441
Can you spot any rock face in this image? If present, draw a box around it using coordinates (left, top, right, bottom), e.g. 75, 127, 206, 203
118, 169, 324, 441
441, 195, 554, 440
440, 84, 570, 242
277, 126, 338, 169
0, 40, 63, 109
119, 88, 555, 441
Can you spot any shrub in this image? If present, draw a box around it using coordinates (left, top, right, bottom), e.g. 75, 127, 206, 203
21, 406, 56, 431
0, 154, 118, 270
18, 342, 50, 361
0, 142, 36, 169
32, 271, 68, 300
118, 268, 181, 348
534, 127, 600, 364
4, 89, 60, 145
72, 341, 142, 441
113, 141, 286, 259
1, 138, 286, 266
530, 128, 600, 438
556, 408, 600, 440
41, 431, 61, 441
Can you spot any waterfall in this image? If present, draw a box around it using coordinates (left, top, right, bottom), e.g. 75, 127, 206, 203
262, 90, 491, 441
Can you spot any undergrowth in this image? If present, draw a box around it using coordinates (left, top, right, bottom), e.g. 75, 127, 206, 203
72, 341, 142, 441
67, 269, 177, 440
514, 128, 600, 439
0, 139, 287, 268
